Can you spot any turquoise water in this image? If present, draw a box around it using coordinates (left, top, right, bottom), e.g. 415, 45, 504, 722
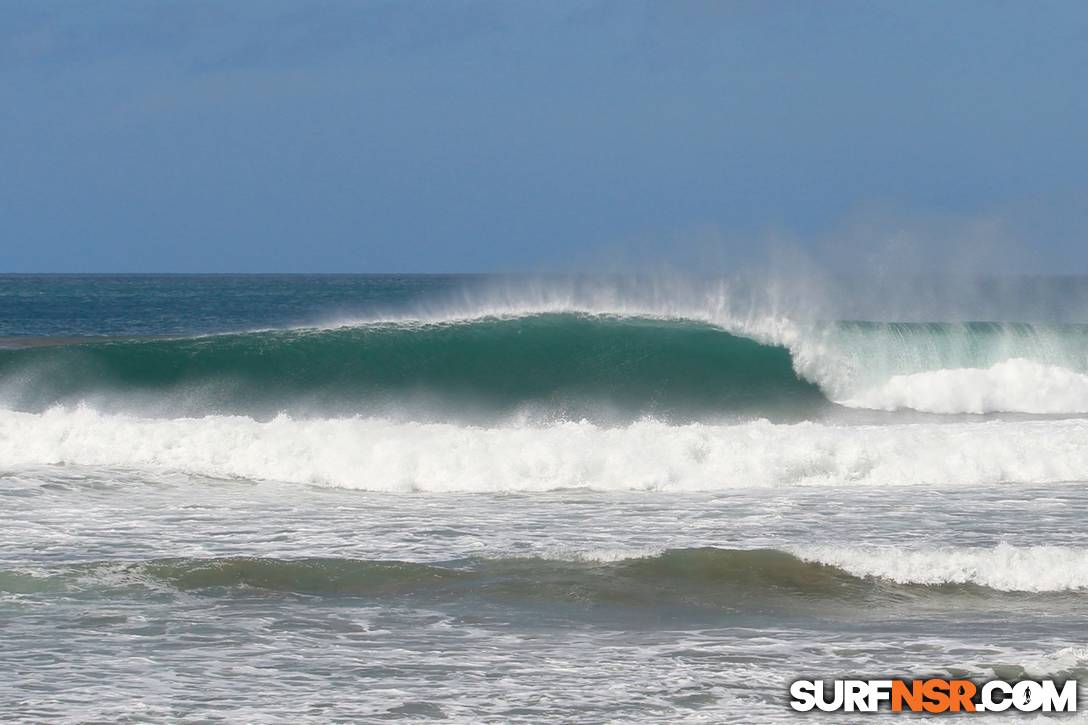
3, 274, 1088, 722
0, 315, 823, 421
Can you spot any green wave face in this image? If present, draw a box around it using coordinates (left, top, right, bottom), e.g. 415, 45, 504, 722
140, 549, 878, 610
0, 550, 880, 612
0, 314, 824, 421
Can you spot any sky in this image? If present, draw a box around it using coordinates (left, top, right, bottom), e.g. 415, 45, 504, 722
1, 0, 1086, 273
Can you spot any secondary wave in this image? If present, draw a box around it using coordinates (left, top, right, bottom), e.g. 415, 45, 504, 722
7, 546, 1084, 613
4, 408, 1088, 490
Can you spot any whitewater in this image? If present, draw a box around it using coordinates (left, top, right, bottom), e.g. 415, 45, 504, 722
4, 274, 1088, 723
5, 409, 1088, 491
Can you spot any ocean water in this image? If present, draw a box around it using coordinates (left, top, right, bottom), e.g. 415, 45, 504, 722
3, 273, 1088, 723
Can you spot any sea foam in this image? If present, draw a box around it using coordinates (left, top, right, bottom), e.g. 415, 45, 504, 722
793, 543, 1088, 592
840, 358, 1088, 414
3, 407, 1088, 492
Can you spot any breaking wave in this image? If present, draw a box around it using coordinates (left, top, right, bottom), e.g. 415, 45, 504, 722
0, 314, 821, 420
3, 312, 1088, 418
792, 543, 1088, 593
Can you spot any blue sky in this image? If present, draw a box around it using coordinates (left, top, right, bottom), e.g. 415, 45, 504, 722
2, 1, 1086, 272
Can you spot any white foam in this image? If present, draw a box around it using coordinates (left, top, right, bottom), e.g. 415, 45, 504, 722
793, 543, 1088, 592
530, 547, 666, 563
840, 358, 1088, 414
4, 407, 1088, 492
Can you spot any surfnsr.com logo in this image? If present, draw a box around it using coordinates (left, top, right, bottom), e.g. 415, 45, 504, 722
790, 678, 1077, 713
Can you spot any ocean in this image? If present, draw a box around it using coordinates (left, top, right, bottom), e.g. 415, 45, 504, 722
2, 273, 1088, 723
